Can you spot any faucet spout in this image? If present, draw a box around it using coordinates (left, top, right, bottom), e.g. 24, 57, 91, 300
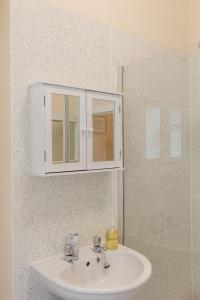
97, 249, 110, 269
92, 235, 110, 269
64, 233, 80, 263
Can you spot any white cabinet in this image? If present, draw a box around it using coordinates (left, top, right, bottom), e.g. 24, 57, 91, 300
30, 83, 123, 176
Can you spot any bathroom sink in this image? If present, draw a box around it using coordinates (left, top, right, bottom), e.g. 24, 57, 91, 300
31, 245, 152, 300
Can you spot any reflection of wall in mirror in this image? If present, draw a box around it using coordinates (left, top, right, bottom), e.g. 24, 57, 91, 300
93, 113, 114, 161
52, 94, 65, 113
68, 96, 78, 121
92, 99, 114, 114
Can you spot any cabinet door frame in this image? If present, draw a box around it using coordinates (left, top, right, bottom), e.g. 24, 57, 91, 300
44, 86, 87, 173
86, 91, 122, 170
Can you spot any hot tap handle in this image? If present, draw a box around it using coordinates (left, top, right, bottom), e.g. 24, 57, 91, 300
66, 233, 80, 246
93, 235, 101, 248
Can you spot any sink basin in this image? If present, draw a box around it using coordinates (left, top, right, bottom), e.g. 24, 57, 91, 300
31, 245, 152, 300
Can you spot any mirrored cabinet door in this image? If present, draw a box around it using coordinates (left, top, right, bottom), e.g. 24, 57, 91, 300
86, 92, 122, 169
45, 87, 86, 172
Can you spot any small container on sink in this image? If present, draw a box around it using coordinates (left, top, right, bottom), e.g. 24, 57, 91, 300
106, 228, 119, 250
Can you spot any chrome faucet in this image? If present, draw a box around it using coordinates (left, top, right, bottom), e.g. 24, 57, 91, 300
92, 236, 110, 269
64, 233, 80, 263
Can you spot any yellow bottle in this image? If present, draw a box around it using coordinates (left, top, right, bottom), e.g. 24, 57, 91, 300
106, 228, 119, 250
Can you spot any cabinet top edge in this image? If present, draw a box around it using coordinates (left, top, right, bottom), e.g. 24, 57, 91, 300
29, 82, 124, 96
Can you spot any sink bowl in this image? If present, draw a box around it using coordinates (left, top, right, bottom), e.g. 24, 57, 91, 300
31, 245, 152, 300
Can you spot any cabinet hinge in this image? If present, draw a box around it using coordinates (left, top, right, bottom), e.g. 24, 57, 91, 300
44, 96, 46, 106
119, 105, 121, 114
44, 150, 47, 161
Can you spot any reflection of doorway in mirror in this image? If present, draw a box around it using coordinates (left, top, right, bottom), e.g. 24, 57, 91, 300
52, 120, 64, 163
51, 93, 80, 164
66, 95, 79, 163
51, 94, 66, 164
68, 121, 77, 162
93, 113, 114, 161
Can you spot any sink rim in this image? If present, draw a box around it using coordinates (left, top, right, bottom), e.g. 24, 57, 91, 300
31, 245, 152, 295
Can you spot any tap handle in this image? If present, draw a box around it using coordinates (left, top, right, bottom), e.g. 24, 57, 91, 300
66, 233, 80, 246
93, 235, 101, 248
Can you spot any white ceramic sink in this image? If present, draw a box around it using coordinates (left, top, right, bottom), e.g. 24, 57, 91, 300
31, 245, 152, 300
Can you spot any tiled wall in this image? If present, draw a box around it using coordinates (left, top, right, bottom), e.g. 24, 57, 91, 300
124, 51, 192, 299
10, 0, 162, 299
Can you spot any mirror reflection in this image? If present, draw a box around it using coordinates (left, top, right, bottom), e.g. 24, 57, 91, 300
92, 99, 115, 162
52, 94, 80, 164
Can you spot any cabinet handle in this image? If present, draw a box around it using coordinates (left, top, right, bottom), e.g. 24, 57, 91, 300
88, 128, 94, 135
81, 127, 87, 136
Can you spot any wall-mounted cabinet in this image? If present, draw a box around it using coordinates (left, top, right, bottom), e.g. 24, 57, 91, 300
30, 83, 123, 176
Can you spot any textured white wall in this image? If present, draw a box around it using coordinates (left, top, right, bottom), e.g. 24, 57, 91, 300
0, 1, 12, 300
10, 0, 161, 299
50, 0, 189, 49
189, 0, 200, 45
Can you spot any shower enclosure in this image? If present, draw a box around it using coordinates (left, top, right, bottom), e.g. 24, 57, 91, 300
123, 45, 200, 299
